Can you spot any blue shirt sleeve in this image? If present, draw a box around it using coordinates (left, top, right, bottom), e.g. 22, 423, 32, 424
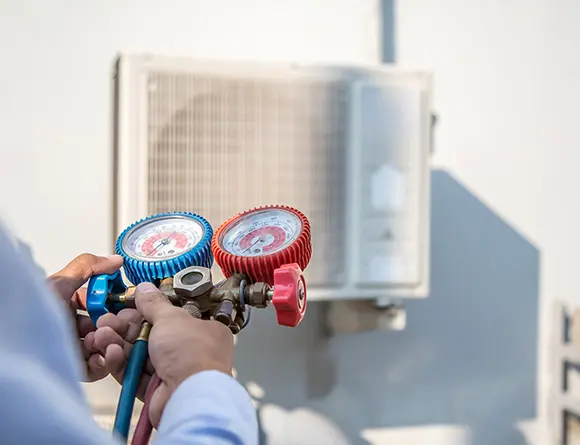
155, 371, 259, 445
0, 222, 258, 445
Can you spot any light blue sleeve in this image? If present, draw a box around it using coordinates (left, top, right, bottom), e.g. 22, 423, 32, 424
0, 222, 258, 445
154, 371, 259, 445
0, 222, 117, 444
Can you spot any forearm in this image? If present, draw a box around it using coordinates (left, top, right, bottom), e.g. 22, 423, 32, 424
154, 371, 258, 445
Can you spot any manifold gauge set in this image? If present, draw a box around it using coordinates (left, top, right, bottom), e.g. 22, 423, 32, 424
85, 205, 312, 444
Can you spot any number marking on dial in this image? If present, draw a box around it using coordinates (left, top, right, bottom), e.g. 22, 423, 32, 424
122, 216, 205, 261
220, 209, 302, 257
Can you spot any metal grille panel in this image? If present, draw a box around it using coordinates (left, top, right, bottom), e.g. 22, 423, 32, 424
146, 72, 348, 285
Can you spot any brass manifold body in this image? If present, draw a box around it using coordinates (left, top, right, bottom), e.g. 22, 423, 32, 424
109, 266, 276, 333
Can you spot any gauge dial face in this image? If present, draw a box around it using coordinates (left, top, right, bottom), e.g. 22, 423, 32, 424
220, 209, 302, 257
122, 215, 205, 261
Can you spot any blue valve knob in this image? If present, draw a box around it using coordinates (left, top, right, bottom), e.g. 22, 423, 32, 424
86, 270, 128, 326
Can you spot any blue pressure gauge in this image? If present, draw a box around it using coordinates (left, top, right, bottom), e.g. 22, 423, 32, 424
116, 212, 213, 285
86, 212, 213, 326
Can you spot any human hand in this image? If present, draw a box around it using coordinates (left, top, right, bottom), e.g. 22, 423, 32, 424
95, 282, 234, 427
139, 282, 235, 426
89, 307, 153, 396
47, 253, 124, 382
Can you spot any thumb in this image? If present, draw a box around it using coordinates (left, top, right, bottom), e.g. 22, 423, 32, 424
135, 282, 178, 324
49, 253, 124, 300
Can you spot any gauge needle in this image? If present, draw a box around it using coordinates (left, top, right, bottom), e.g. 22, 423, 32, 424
147, 232, 176, 256
242, 237, 262, 255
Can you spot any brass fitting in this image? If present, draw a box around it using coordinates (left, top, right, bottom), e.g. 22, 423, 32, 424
245, 282, 272, 308
159, 277, 182, 306
136, 321, 152, 341
106, 268, 274, 333
173, 267, 213, 299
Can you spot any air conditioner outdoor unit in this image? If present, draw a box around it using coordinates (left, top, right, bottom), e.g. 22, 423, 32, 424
113, 54, 432, 305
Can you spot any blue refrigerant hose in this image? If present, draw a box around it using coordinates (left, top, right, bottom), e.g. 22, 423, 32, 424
113, 321, 151, 442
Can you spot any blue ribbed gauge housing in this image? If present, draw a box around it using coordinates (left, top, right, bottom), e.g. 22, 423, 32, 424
116, 212, 213, 285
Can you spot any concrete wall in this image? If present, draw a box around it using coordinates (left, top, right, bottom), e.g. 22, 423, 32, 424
2, 0, 579, 443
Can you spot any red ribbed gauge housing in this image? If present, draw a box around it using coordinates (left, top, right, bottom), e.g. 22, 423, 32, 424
212, 205, 312, 285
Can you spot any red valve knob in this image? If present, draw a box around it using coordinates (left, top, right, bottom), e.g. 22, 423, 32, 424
271, 263, 307, 327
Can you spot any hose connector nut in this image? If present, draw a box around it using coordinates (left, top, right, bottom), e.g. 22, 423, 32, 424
173, 266, 213, 299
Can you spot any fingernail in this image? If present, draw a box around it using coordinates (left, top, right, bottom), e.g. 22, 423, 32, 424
107, 254, 123, 262
138, 282, 158, 294
97, 356, 105, 368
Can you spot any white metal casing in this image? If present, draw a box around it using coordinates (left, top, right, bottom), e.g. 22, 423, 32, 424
113, 54, 432, 302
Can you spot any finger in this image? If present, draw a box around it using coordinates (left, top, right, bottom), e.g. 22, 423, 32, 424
83, 332, 99, 355
80, 338, 92, 360
135, 282, 181, 324
106, 344, 152, 401
86, 353, 108, 382
117, 308, 144, 325
49, 254, 124, 300
101, 309, 144, 343
96, 313, 132, 338
104, 339, 154, 372
77, 313, 96, 338
72, 287, 88, 311
67, 288, 88, 311
149, 380, 172, 428
105, 340, 154, 377
105, 343, 127, 376
92, 326, 129, 357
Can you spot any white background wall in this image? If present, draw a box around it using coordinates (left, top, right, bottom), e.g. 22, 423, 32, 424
1, 0, 578, 444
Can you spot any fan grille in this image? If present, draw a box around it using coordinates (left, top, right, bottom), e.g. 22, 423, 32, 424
146, 72, 349, 285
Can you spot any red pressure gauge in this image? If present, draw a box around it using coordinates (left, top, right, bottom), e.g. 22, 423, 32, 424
211, 205, 312, 286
